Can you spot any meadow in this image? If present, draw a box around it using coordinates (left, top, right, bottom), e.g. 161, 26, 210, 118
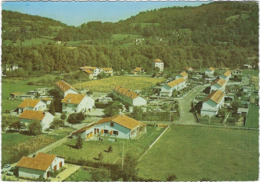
137, 125, 259, 181
50, 126, 165, 163
73, 76, 165, 92
246, 103, 259, 128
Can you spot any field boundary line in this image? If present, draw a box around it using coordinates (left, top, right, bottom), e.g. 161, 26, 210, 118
138, 126, 169, 161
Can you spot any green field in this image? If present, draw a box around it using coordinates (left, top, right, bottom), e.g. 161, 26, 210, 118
242, 69, 259, 76
50, 126, 164, 163
73, 76, 165, 92
138, 125, 258, 181
66, 168, 92, 181
246, 103, 259, 128
2, 79, 44, 111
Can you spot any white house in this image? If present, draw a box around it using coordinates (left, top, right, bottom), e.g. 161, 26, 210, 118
160, 77, 187, 96
19, 110, 54, 131
5, 64, 19, 72
205, 67, 214, 76
220, 70, 232, 82
176, 71, 188, 80
201, 90, 225, 117
18, 99, 47, 113
71, 114, 147, 140
16, 153, 64, 179
153, 58, 164, 71
210, 78, 227, 92
80, 66, 101, 77
113, 86, 147, 106
61, 93, 95, 113
100, 68, 113, 76
56, 80, 78, 97
185, 67, 193, 72
243, 64, 252, 69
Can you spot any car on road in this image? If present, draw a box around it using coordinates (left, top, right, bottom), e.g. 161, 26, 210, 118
1, 164, 12, 173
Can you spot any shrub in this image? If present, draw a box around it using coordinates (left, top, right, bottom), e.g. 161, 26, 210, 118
98, 153, 104, 161
60, 113, 67, 120
27, 82, 34, 85
28, 120, 42, 135
108, 145, 113, 152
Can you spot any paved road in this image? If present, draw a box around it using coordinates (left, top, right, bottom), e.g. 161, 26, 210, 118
175, 85, 206, 125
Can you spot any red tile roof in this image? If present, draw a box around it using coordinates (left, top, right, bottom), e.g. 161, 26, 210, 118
61, 93, 85, 105
180, 71, 188, 77
212, 78, 226, 87
204, 90, 225, 104
223, 70, 231, 77
18, 99, 40, 108
167, 77, 186, 88
16, 153, 56, 171
56, 80, 77, 93
19, 110, 46, 121
154, 58, 163, 63
114, 86, 139, 100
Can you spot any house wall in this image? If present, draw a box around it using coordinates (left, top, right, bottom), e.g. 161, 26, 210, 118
51, 157, 65, 171
64, 89, 78, 97
78, 96, 95, 112
205, 70, 214, 76
41, 113, 54, 131
133, 97, 147, 106
160, 85, 173, 96
34, 101, 47, 111
18, 167, 46, 179
201, 99, 224, 117
154, 62, 164, 71
62, 103, 77, 113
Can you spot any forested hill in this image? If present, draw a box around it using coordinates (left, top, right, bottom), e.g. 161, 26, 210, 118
2, 2, 259, 76
2, 10, 67, 41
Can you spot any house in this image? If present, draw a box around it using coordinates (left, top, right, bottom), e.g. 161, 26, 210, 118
232, 68, 242, 75
210, 78, 227, 92
243, 64, 252, 69
20, 95, 35, 100
243, 85, 252, 93
35, 88, 49, 96
220, 70, 232, 81
100, 68, 113, 76
18, 99, 47, 113
160, 77, 187, 96
237, 108, 249, 115
41, 97, 52, 105
153, 58, 164, 71
61, 93, 95, 113
56, 80, 78, 97
16, 153, 64, 179
185, 67, 193, 72
5, 64, 19, 72
205, 67, 214, 76
176, 71, 188, 80
201, 90, 225, 117
83, 69, 94, 80
19, 110, 54, 131
10, 92, 22, 99
132, 67, 144, 75
80, 66, 101, 77
71, 114, 147, 140
113, 86, 147, 106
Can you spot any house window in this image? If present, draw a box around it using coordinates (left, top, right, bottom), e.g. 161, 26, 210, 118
113, 131, 119, 135
104, 129, 109, 134
110, 122, 114, 127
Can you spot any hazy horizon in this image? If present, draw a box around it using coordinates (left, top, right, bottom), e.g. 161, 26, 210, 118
2, 1, 209, 26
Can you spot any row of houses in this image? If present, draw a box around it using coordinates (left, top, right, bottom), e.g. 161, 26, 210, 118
201, 70, 231, 117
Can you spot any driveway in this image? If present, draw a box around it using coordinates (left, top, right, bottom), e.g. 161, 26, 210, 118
51, 164, 81, 181
175, 85, 206, 125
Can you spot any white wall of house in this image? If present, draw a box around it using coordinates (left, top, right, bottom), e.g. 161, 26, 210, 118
132, 96, 147, 106
210, 84, 226, 92
160, 85, 174, 96
51, 157, 65, 171
93, 68, 101, 77
64, 89, 78, 97
41, 112, 54, 130
205, 70, 214, 76
154, 62, 164, 71
18, 167, 46, 179
63, 96, 95, 113
18, 101, 47, 113
201, 99, 224, 117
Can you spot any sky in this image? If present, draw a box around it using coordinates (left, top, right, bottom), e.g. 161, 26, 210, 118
2, 1, 209, 26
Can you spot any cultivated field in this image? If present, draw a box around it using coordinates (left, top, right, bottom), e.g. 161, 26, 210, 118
50, 126, 165, 163
246, 103, 259, 128
73, 76, 165, 92
137, 125, 259, 181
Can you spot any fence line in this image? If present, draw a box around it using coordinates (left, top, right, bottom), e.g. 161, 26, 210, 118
138, 125, 170, 161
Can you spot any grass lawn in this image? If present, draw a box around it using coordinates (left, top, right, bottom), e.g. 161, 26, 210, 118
73, 76, 165, 92
66, 168, 92, 181
50, 126, 164, 163
2, 127, 74, 165
246, 103, 259, 128
242, 69, 259, 76
138, 125, 259, 181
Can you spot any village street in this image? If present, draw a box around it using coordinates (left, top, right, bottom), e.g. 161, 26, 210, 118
175, 85, 206, 125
